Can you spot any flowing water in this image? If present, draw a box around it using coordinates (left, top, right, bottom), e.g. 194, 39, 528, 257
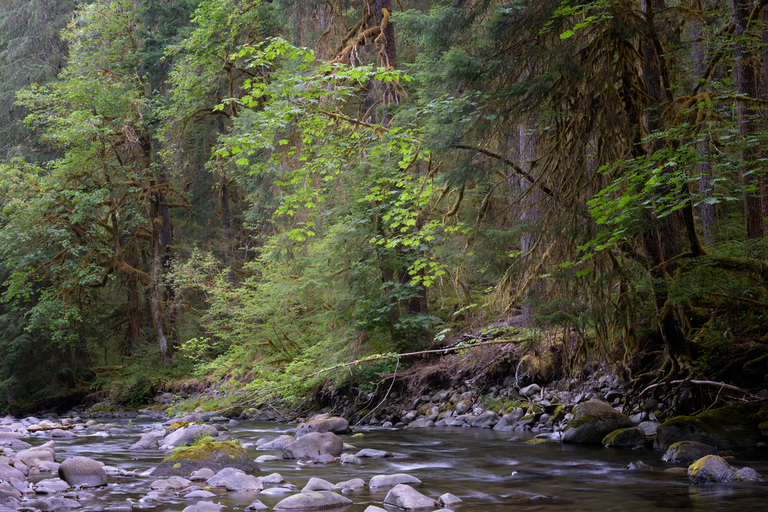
31, 419, 768, 511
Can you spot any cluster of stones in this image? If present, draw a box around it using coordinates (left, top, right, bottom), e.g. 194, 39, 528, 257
0, 411, 467, 511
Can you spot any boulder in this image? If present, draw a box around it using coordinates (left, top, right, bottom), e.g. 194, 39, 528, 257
295, 417, 349, 438
494, 409, 525, 431
130, 432, 159, 450
274, 491, 353, 510
257, 435, 296, 451
224, 473, 263, 491
301, 477, 341, 493
662, 441, 718, 464
246, 500, 269, 511
206, 468, 250, 488
355, 449, 392, 458
470, 412, 498, 428
562, 400, 633, 444
688, 455, 765, 484
34, 478, 71, 494
151, 476, 191, 490
15, 440, 55, 462
154, 440, 258, 477
0, 463, 25, 482
340, 453, 362, 465
190, 468, 216, 481
262, 472, 286, 485
369, 473, 422, 489
22, 497, 81, 510
282, 432, 343, 459
627, 461, 654, 471
655, 403, 766, 450
58, 457, 108, 487
439, 493, 462, 506
337, 478, 365, 490
602, 427, 646, 448
181, 502, 224, 512
383, 484, 439, 510
185, 490, 217, 499
161, 424, 219, 448
520, 384, 542, 396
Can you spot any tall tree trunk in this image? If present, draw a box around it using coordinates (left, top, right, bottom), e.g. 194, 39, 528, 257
691, 12, 717, 244
517, 122, 543, 328
142, 136, 170, 369
730, 0, 764, 240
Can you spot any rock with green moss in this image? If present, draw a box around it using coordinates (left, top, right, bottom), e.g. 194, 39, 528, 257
688, 455, 764, 484
154, 440, 258, 477
602, 427, 645, 448
655, 403, 766, 451
661, 441, 717, 464
562, 400, 633, 444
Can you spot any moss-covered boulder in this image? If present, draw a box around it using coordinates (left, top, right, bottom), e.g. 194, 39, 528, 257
688, 455, 764, 484
602, 427, 645, 448
655, 403, 766, 451
661, 441, 717, 464
154, 440, 259, 477
562, 399, 633, 444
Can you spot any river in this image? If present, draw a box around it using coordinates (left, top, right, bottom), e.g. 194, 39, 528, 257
28, 419, 768, 511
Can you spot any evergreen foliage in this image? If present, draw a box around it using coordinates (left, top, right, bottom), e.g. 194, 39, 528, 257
0, 0, 768, 407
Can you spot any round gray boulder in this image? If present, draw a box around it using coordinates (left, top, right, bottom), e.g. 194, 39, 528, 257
662, 441, 717, 464
58, 457, 108, 488
281, 432, 343, 460
274, 491, 353, 510
383, 484, 438, 510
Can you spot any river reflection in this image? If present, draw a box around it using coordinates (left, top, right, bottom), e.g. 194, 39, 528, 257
25, 419, 768, 511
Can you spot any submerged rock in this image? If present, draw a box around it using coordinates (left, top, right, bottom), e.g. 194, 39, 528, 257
562, 400, 633, 444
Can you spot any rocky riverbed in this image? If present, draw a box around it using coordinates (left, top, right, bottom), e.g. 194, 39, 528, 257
0, 393, 768, 512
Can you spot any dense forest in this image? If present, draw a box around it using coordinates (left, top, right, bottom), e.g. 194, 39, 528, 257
1, 0, 768, 410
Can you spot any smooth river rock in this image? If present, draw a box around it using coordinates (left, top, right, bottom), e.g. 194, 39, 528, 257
295, 417, 349, 438
383, 484, 439, 510
369, 473, 422, 489
161, 424, 219, 448
274, 491, 353, 510
282, 432, 343, 459
258, 435, 296, 451
58, 457, 108, 487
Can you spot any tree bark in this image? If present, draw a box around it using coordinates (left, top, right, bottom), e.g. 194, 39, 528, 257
730, 0, 764, 240
691, 12, 717, 244
517, 122, 543, 328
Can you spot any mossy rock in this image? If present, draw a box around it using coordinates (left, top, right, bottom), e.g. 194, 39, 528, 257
551, 405, 566, 423
154, 440, 258, 477
167, 421, 190, 431
602, 427, 645, 448
525, 438, 558, 445
759, 420, 768, 436
655, 403, 766, 451
661, 441, 717, 464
